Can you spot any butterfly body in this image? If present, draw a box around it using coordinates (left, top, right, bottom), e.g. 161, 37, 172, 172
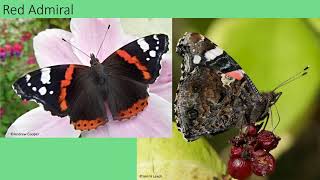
89, 54, 108, 86
174, 32, 281, 141
13, 34, 169, 131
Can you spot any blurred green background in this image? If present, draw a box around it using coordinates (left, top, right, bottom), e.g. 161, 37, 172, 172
173, 18, 320, 180
0, 19, 70, 136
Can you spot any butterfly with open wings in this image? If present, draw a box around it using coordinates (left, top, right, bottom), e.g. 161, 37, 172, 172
13, 31, 169, 132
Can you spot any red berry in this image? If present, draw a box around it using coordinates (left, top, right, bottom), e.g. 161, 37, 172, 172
251, 152, 276, 176
252, 149, 267, 157
228, 157, 252, 180
244, 124, 257, 136
230, 146, 243, 158
257, 130, 281, 151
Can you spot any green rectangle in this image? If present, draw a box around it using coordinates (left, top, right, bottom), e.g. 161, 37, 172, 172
0, 0, 319, 18
0, 138, 137, 180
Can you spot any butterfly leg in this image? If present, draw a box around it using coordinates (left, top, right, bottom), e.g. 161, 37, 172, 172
262, 113, 270, 130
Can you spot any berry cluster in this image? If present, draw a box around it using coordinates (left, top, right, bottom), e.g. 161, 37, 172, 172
227, 124, 281, 180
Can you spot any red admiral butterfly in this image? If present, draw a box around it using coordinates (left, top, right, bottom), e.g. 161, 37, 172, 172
174, 32, 308, 142
13, 32, 169, 131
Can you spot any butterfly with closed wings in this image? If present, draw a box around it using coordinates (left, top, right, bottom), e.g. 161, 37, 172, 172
174, 32, 308, 142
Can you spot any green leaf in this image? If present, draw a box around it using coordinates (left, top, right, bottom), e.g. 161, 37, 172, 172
307, 18, 320, 34
137, 124, 226, 179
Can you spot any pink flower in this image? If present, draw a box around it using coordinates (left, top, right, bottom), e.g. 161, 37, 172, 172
6, 18, 172, 138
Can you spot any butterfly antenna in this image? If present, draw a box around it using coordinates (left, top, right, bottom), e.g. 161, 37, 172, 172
96, 24, 111, 58
62, 38, 90, 58
273, 66, 310, 91
272, 104, 281, 132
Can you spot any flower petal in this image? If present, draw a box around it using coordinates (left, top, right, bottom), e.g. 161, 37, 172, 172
70, 18, 133, 65
149, 54, 172, 102
33, 29, 81, 68
5, 107, 80, 138
81, 93, 172, 138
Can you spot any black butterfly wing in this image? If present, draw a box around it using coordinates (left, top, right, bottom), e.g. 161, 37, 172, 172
13, 65, 85, 116
175, 32, 267, 141
105, 76, 149, 120
103, 34, 169, 119
103, 34, 169, 84
13, 64, 107, 131
65, 67, 108, 130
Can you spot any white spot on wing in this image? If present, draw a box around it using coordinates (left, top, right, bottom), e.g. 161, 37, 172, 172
49, 91, 54, 94
29, 99, 37, 103
27, 83, 31, 86
40, 68, 51, 84
193, 55, 201, 64
146, 58, 150, 61
156, 46, 159, 50
149, 50, 156, 57
38, 87, 47, 95
25, 74, 31, 82
153, 34, 159, 40
205, 47, 224, 61
137, 38, 149, 52
32, 87, 37, 91
12, 85, 17, 94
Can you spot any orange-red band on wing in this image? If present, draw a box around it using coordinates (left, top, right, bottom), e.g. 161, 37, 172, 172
73, 118, 107, 131
225, 70, 244, 80
117, 97, 149, 120
116, 50, 151, 80
59, 65, 75, 111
